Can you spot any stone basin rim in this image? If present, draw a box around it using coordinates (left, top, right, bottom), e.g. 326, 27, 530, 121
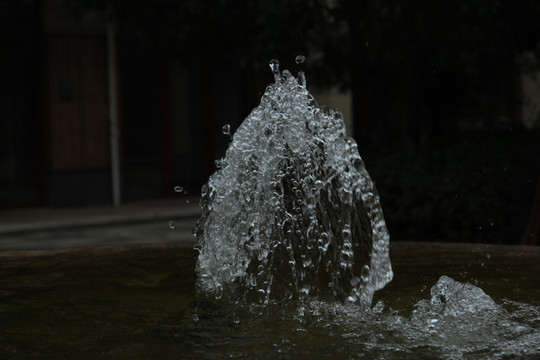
0, 241, 537, 259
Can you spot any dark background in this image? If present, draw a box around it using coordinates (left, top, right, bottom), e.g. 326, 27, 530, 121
1, 0, 539, 245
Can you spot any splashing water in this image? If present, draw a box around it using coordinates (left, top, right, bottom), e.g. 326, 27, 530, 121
183, 273, 540, 359
193, 59, 393, 307
186, 59, 539, 356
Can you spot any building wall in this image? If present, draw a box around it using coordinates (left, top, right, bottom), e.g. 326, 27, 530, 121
47, 35, 109, 170
43, 0, 111, 206
0, 0, 42, 208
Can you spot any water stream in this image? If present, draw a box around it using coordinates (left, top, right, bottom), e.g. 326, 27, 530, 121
194, 59, 392, 307
191, 59, 540, 358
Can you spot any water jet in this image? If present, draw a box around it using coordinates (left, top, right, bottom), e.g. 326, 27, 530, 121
194, 59, 393, 308
189, 59, 540, 358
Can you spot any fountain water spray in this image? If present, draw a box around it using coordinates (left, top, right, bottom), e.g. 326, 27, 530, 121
193, 59, 393, 307
186, 59, 540, 358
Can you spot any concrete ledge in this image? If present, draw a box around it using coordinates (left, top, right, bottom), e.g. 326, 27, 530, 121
0, 242, 195, 259
1, 240, 538, 259
0, 196, 201, 235
390, 241, 540, 256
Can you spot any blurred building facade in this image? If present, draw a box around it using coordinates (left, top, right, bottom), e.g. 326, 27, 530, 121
0, 0, 250, 208
1, 0, 539, 210
0, 0, 356, 209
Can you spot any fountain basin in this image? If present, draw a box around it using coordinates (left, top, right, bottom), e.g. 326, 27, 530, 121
1, 242, 538, 359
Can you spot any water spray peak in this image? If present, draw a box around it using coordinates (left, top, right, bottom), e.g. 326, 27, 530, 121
269, 59, 281, 82
194, 58, 393, 308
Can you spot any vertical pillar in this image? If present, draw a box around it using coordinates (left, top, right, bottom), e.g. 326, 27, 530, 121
107, 20, 121, 206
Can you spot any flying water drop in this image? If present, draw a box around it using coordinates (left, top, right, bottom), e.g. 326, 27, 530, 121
222, 124, 231, 135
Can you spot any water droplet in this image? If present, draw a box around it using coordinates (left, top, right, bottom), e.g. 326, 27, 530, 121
168, 220, 175, 229
295, 55, 305, 64
186, 199, 190, 204
298, 71, 306, 87
302, 258, 312, 267
269, 59, 279, 71
174, 186, 183, 192
486, 254, 491, 259
215, 285, 223, 299
361, 265, 370, 282
285, 290, 293, 300
282, 69, 293, 79
222, 124, 230, 135
373, 300, 384, 313
215, 159, 226, 169
269, 59, 280, 82
192, 314, 199, 321
233, 316, 240, 324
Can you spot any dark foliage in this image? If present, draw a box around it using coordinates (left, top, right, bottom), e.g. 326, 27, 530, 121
367, 129, 540, 243
65, 0, 540, 244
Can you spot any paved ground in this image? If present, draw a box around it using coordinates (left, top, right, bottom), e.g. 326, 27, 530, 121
2, 197, 538, 255
0, 196, 201, 251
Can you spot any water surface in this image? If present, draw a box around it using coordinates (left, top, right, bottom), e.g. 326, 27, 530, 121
1, 243, 538, 359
